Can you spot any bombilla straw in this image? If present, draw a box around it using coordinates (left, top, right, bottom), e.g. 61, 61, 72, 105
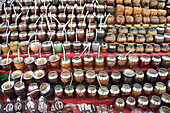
51, 42, 55, 56
8, 70, 12, 87
52, 15, 61, 25
79, 46, 89, 58
20, 73, 23, 86
28, 45, 30, 58
6, 50, 10, 64
69, 72, 73, 86
88, 44, 91, 54
98, 45, 101, 57
39, 45, 42, 64
27, 89, 40, 96
17, 0, 23, 7
63, 46, 66, 62
96, 74, 102, 88
104, 13, 110, 24
125, 49, 136, 56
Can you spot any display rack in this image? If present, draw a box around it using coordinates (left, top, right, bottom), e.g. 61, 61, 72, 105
0, 51, 170, 74
0, 0, 169, 112
0, 51, 169, 112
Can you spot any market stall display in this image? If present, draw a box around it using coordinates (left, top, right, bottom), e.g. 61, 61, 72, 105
0, 0, 169, 112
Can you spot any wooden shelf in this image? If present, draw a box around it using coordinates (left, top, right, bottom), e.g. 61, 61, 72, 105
0, 65, 169, 74
1, 51, 170, 59
0, 51, 169, 73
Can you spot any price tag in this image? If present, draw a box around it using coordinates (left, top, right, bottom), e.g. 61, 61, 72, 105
38, 96, 49, 113
51, 97, 64, 112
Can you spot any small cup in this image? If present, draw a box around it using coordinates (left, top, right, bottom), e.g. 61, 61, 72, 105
28, 82, 39, 99
86, 30, 95, 42
37, 30, 46, 42
60, 70, 71, 84
72, 56, 82, 69
77, 29, 85, 41
60, 57, 71, 70
98, 86, 109, 99
1, 81, 16, 100
151, 55, 161, 68
143, 83, 153, 96
101, 42, 108, 52
24, 56, 36, 70
123, 69, 135, 84
108, 43, 116, 53
13, 56, 25, 70
140, 55, 151, 67
23, 71, 34, 85
98, 71, 109, 86
158, 106, 170, 113
127, 55, 139, 68
117, 44, 125, 53
137, 96, 149, 111
54, 41, 62, 53
75, 84, 86, 98
164, 33, 170, 42
14, 81, 26, 99
161, 93, 170, 106
149, 95, 161, 111
155, 34, 164, 44
126, 97, 136, 111
40, 83, 54, 100
158, 68, 168, 82
146, 69, 158, 83
95, 56, 105, 71
63, 41, 71, 54
54, 85, 63, 98
33, 70, 47, 84
64, 85, 74, 98
19, 41, 29, 54
1, 43, 10, 55
0, 58, 13, 71
111, 71, 121, 84
154, 44, 161, 53
42, 41, 52, 55
161, 54, 170, 68
48, 55, 60, 69
114, 98, 125, 111
73, 41, 81, 54
9, 41, 19, 55
83, 54, 94, 70
154, 82, 166, 95
74, 69, 84, 83
110, 85, 120, 97
11, 70, 22, 83
85, 70, 96, 84
92, 41, 100, 53
30, 40, 41, 55
134, 70, 144, 83
87, 85, 97, 98
48, 71, 58, 84
83, 41, 91, 54
106, 55, 116, 69
117, 54, 127, 68
35, 57, 48, 70
132, 83, 142, 97
121, 84, 131, 97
